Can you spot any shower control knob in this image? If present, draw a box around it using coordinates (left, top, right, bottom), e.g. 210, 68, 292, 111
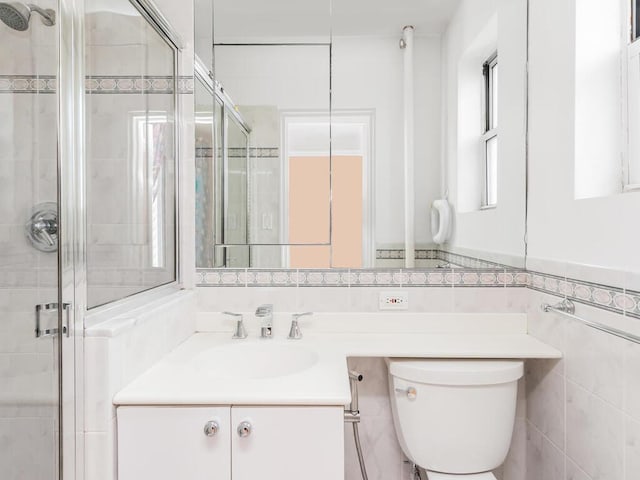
395, 386, 417, 400
203, 420, 220, 437
237, 421, 252, 437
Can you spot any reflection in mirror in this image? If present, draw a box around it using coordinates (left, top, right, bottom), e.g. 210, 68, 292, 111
195, 75, 215, 267
197, 0, 528, 270
86, 0, 177, 307
198, 43, 332, 268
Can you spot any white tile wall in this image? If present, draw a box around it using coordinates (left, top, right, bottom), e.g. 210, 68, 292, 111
344, 358, 405, 480
196, 285, 527, 315
526, 289, 640, 480
83, 291, 195, 480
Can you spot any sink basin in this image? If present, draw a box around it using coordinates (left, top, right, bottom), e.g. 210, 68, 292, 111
195, 343, 319, 379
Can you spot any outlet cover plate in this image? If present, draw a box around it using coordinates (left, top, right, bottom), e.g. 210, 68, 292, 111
379, 291, 409, 310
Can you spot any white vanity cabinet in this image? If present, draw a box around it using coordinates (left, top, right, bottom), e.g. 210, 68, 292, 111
117, 406, 344, 480
117, 406, 231, 480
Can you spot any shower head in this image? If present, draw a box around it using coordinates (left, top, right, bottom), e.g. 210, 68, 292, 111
0, 2, 55, 31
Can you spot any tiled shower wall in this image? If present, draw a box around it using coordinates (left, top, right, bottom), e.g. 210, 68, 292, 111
0, 1, 58, 478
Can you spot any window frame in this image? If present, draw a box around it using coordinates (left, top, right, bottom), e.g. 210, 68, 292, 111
625, 0, 640, 190
85, 0, 182, 310
481, 52, 498, 208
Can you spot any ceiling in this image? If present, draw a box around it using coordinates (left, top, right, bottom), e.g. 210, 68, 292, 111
213, 0, 462, 41
332, 0, 462, 36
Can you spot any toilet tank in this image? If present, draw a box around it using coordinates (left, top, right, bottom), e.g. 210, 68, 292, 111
386, 359, 523, 474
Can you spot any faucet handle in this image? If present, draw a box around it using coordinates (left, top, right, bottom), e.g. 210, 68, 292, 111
223, 312, 247, 339
288, 312, 313, 340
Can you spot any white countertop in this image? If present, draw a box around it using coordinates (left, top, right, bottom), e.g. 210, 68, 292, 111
113, 313, 561, 407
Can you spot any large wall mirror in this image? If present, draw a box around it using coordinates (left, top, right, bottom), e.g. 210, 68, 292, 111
86, 0, 179, 308
195, 0, 528, 270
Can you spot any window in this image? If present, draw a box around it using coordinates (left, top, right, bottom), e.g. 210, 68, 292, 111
482, 52, 498, 207
628, 0, 640, 189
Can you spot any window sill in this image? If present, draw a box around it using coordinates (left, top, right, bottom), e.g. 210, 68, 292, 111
623, 184, 640, 193
480, 205, 497, 211
84, 282, 184, 329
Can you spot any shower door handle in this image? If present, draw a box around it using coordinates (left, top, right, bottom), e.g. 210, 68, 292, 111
35, 302, 71, 338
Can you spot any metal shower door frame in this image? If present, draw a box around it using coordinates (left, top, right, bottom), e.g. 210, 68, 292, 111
57, 0, 85, 479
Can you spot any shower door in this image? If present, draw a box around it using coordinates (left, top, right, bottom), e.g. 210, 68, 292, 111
0, 1, 75, 479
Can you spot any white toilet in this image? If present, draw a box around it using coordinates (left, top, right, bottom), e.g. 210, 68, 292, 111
386, 358, 523, 480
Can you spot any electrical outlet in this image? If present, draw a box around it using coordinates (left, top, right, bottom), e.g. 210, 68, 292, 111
379, 291, 409, 310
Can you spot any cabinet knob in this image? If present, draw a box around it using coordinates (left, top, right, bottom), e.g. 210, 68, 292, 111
237, 421, 252, 437
204, 420, 220, 437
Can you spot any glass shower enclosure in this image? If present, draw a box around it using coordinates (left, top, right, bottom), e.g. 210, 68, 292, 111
1, 2, 64, 480
195, 57, 251, 268
0, 0, 82, 479
1, 0, 182, 477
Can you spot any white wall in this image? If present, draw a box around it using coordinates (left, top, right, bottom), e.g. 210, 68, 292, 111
442, 0, 528, 267
526, 3, 640, 478
215, 45, 330, 111
215, 36, 442, 251
332, 35, 442, 249
527, 0, 640, 285
574, 0, 623, 199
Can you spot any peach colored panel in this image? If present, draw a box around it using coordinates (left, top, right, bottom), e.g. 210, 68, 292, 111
288, 156, 330, 244
331, 156, 363, 268
290, 245, 331, 268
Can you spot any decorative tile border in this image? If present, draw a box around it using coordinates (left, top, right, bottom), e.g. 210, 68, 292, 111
196, 267, 525, 288
0, 75, 194, 94
376, 249, 438, 260
375, 248, 513, 269
195, 147, 214, 159
196, 265, 639, 318
437, 250, 509, 269
0, 75, 56, 94
228, 147, 279, 159
528, 270, 640, 320
177, 77, 194, 94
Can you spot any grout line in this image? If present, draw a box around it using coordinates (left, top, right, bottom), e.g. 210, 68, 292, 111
565, 377, 624, 417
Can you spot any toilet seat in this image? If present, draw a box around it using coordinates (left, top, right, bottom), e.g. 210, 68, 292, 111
426, 471, 496, 480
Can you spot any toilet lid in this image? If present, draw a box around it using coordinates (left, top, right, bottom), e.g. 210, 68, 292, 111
387, 359, 523, 386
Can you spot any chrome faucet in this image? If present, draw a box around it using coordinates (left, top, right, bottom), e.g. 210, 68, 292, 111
255, 304, 273, 338
288, 312, 313, 340
223, 311, 247, 339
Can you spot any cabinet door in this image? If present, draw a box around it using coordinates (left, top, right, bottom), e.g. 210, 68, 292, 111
231, 406, 344, 480
117, 406, 231, 480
